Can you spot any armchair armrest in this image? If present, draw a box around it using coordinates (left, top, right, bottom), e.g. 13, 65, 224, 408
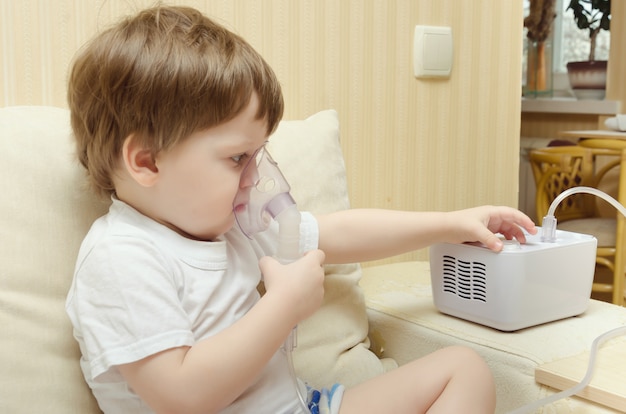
361, 261, 625, 414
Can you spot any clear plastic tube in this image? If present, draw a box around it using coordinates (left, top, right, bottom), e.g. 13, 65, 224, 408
510, 186, 626, 413
541, 186, 626, 243
285, 334, 308, 412
506, 326, 626, 414
274, 206, 309, 412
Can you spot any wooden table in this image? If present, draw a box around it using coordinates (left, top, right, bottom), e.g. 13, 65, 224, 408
559, 130, 626, 305
559, 130, 626, 141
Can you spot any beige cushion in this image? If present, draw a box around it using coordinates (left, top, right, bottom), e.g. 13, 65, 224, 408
0, 106, 386, 413
0, 106, 108, 413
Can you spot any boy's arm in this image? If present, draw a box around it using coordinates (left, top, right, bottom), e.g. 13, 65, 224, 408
117, 250, 325, 414
316, 206, 537, 264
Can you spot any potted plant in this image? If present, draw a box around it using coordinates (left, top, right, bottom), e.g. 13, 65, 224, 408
565, 0, 611, 99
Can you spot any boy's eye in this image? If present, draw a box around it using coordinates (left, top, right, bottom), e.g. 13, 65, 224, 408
231, 153, 250, 166
231, 142, 266, 167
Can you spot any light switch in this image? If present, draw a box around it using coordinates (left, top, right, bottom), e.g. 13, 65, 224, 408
413, 25, 453, 78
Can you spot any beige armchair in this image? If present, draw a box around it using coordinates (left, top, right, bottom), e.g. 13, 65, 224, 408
2, 106, 625, 414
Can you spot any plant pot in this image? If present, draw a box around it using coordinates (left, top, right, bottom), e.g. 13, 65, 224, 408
566, 60, 607, 100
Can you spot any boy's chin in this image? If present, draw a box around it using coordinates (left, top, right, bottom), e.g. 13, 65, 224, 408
174, 224, 229, 242
179, 215, 237, 242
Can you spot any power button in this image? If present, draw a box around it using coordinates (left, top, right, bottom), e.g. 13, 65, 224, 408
501, 239, 521, 251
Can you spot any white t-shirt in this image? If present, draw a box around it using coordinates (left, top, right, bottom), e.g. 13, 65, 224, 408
66, 198, 319, 413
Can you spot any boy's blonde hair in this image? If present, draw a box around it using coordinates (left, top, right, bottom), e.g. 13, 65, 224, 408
68, 5, 284, 197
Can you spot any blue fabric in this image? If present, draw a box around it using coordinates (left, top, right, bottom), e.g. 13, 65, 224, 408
307, 383, 344, 414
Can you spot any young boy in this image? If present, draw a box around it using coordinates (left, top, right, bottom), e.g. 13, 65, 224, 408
66, 5, 536, 414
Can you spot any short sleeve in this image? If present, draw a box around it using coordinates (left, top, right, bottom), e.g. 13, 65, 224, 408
67, 235, 195, 381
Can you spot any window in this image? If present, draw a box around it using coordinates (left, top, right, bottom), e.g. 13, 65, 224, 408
523, 0, 611, 94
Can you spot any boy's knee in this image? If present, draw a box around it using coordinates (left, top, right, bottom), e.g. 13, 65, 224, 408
445, 345, 484, 362
445, 346, 493, 380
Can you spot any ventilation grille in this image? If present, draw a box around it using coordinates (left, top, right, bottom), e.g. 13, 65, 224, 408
441, 255, 488, 302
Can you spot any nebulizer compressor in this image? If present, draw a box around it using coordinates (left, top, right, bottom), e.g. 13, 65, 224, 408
232, 144, 309, 412
429, 186, 626, 413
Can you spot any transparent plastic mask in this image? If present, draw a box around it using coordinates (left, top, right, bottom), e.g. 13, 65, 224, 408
233, 145, 296, 238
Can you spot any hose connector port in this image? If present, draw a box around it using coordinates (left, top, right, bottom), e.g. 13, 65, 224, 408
540, 215, 557, 242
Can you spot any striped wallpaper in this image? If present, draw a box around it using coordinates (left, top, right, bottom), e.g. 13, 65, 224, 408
1, 0, 524, 263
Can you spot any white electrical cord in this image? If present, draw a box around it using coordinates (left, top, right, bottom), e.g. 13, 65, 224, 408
509, 186, 626, 413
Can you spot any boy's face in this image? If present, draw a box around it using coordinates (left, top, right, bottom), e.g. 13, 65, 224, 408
150, 94, 269, 241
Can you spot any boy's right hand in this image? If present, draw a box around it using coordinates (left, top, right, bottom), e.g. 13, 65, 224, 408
259, 249, 326, 326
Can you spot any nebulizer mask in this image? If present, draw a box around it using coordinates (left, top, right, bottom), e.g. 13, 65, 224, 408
232, 144, 308, 411
233, 144, 301, 261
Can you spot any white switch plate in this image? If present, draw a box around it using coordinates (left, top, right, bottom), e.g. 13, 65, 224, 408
413, 25, 453, 78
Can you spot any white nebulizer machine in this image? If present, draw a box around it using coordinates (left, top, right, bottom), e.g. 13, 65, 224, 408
429, 187, 626, 413
430, 227, 596, 332
233, 144, 309, 412
429, 187, 626, 332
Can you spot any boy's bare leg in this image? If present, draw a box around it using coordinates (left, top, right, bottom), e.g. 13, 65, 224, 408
339, 346, 496, 414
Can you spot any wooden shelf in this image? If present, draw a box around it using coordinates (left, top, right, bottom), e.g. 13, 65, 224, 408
559, 130, 626, 140
522, 98, 620, 115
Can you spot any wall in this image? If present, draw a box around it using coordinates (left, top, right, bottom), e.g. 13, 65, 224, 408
0, 0, 523, 263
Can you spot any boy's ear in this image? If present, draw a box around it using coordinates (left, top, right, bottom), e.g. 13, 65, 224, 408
122, 134, 159, 187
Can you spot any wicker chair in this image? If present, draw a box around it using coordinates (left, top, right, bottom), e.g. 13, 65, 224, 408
529, 145, 624, 305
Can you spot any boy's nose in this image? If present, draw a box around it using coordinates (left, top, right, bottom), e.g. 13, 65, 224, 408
239, 160, 259, 189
